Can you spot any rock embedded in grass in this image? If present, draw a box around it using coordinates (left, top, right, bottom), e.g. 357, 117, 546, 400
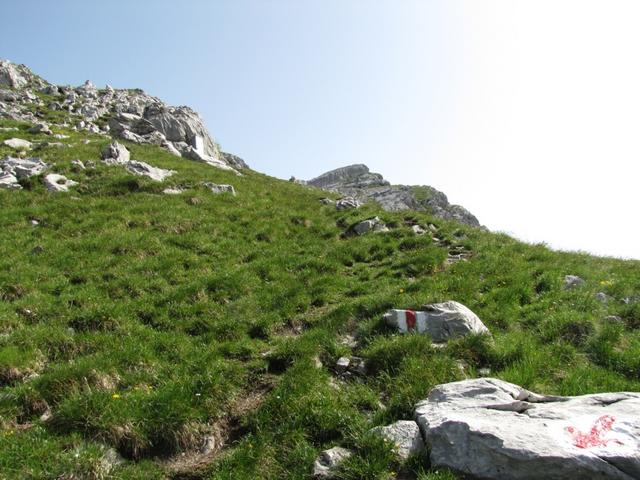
313, 446, 353, 478
335, 196, 360, 210
125, 160, 175, 181
415, 378, 640, 480
370, 420, 425, 462
101, 141, 130, 165
352, 216, 389, 235
44, 173, 78, 192
3, 137, 33, 150
203, 182, 236, 195
564, 275, 585, 289
384, 301, 490, 342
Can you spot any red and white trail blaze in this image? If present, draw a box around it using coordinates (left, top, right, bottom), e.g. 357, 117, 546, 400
565, 415, 624, 449
405, 309, 416, 331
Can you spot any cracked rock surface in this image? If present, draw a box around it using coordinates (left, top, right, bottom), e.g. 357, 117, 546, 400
415, 378, 640, 480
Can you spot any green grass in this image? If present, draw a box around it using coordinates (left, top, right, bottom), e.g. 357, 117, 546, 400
1, 118, 639, 479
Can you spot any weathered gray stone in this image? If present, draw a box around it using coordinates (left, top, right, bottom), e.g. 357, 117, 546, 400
604, 315, 623, 324
335, 197, 360, 210
411, 224, 426, 235
125, 161, 174, 181
1, 156, 48, 179
565, 275, 586, 289
0, 171, 21, 189
313, 446, 352, 478
44, 174, 78, 192
595, 292, 609, 303
0, 60, 28, 88
101, 142, 130, 165
203, 182, 235, 195
384, 301, 490, 342
28, 123, 52, 135
352, 216, 389, 235
415, 378, 640, 480
3, 138, 32, 150
335, 357, 350, 373
162, 187, 184, 195
221, 151, 249, 170
371, 420, 425, 461
71, 159, 86, 170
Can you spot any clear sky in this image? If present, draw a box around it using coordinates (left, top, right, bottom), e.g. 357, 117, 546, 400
2, 1, 638, 259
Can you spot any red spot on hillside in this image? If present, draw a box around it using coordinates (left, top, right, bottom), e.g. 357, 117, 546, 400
406, 310, 416, 331
565, 415, 623, 449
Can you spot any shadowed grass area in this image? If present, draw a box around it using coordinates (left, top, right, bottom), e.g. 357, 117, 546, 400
1, 119, 640, 479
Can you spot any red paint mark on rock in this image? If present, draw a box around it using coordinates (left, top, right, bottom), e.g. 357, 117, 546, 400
565, 415, 623, 449
406, 310, 416, 331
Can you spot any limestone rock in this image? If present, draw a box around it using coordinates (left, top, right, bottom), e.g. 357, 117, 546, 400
313, 446, 352, 478
595, 292, 609, 303
44, 174, 78, 192
411, 224, 426, 235
101, 142, 130, 165
203, 182, 236, 195
370, 420, 425, 461
163, 187, 184, 195
29, 123, 52, 135
352, 216, 389, 235
1, 156, 48, 179
221, 151, 249, 170
3, 138, 32, 150
565, 275, 585, 289
125, 161, 174, 181
384, 301, 490, 342
308, 164, 480, 226
0, 171, 21, 189
415, 378, 640, 480
335, 197, 360, 210
0, 60, 28, 88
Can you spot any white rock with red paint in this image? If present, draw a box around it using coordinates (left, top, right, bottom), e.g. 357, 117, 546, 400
383, 301, 489, 342
415, 378, 640, 480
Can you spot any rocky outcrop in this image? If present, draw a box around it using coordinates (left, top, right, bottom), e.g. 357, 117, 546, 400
415, 378, 640, 480
384, 301, 490, 341
370, 420, 424, 461
307, 164, 479, 226
0, 59, 244, 173
44, 174, 78, 192
313, 446, 352, 478
0, 157, 48, 189
125, 161, 174, 182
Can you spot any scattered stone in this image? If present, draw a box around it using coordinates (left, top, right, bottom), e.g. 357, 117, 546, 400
52, 133, 69, 140
0, 60, 28, 88
0, 171, 21, 189
352, 216, 389, 235
99, 447, 125, 474
44, 174, 78, 192
162, 141, 182, 156
162, 187, 184, 195
319, 197, 335, 205
1, 156, 48, 179
203, 182, 236, 195
371, 420, 425, 461
335, 357, 350, 373
478, 367, 492, 376
336, 196, 360, 210
28, 123, 52, 135
623, 296, 640, 305
564, 275, 585, 289
70, 159, 85, 170
411, 224, 426, 235
595, 292, 609, 303
0, 127, 18, 132
604, 315, 623, 324
221, 151, 249, 170
101, 142, 130, 165
3, 138, 32, 150
384, 301, 490, 342
349, 356, 367, 376
313, 446, 352, 478
125, 160, 175, 181
30, 219, 39, 226
415, 378, 640, 480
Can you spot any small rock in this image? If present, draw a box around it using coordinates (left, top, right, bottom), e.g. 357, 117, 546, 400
203, 182, 236, 195
100, 447, 125, 473
3, 138, 32, 150
30, 219, 39, 226
28, 123, 52, 135
125, 160, 174, 181
564, 275, 585, 289
70, 159, 85, 170
336, 196, 360, 210
335, 357, 350, 373
352, 216, 389, 235
44, 173, 78, 192
101, 142, 130, 165
370, 420, 425, 461
349, 356, 367, 375
595, 292, 609, 303
313, 446, 352, 478
604, 315, 623, 324
319, 197, 335, 205
411, 224, 426, 235
162, 187, 184, 195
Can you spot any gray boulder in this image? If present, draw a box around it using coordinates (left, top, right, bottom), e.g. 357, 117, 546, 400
125, 161, 174, 181
203, 182, 236, 195
352, 216, 389, 235
0, 60, 28, 88
1, 156, 48, 179
384, 301, 490, 342
28, 123, 52, 135
313, 446, 352, 478
221, 151, 249, 170
336, 197, 360, 210
370, 420, 425, 461
0, 171, 21, 189
415, 378, 640, 480
565, 275, 586, 289
101, 142, 130, 165
44, 174, 78, 192
3, 138, 32, 150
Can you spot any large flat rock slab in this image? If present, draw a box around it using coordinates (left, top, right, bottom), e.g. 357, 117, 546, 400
415, 378, 640, 480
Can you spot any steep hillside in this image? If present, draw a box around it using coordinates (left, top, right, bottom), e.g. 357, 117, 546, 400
1, 61, 640, 479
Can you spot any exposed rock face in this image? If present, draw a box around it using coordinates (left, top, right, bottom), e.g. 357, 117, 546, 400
3, 138, 32, 150
352, 216, 389, 235
101, 142, 130, 165
384, 301, 490, 342
415, 378, 640, 480
308, 164, 479, 226
371, 420, 424, 461
565, 275, 585, 289
203, 182, 236, 195
0, 59, 243, 173
0, 157, 48, 189
335, 197, 360, 210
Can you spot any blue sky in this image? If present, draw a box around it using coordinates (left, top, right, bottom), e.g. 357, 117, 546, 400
2, 1, 639, 259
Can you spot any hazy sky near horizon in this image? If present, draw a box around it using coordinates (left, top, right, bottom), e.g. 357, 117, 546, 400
2, 1, 639, 259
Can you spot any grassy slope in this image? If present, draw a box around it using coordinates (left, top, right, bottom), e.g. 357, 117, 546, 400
0, 119, 639, 479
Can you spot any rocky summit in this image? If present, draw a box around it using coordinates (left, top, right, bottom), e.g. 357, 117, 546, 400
307, 164, 480, 226
0, 59, 247, 174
